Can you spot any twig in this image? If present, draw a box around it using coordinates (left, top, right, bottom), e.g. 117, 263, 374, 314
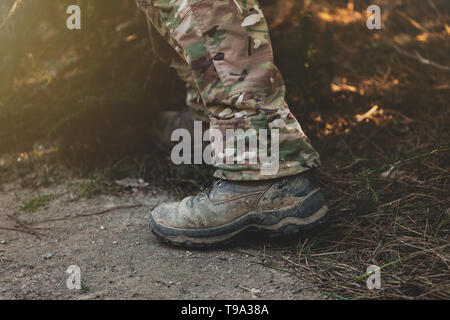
31, 204, 145, 225
309, 251, 346, 257
362, 148, 446, 177
7, 214, 42, 240
395, 10, 428, 32
332, 158, 368, 172
0, 0, 22, 30
0, 226, 30, 235
388, 42, 450, 72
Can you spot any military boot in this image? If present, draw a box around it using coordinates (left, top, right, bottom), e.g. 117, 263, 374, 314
149, 171, 328, 247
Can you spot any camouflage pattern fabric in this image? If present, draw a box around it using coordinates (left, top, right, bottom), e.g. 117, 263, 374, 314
137, 0, 321, 180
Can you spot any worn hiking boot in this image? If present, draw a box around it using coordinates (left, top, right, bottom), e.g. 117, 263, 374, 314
149, 172, 328, 247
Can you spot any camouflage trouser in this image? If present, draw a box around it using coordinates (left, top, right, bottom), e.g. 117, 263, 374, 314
137, 0, 321, 181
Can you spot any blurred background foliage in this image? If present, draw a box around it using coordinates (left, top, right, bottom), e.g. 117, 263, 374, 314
0, 0, 331, 162
1, 0, 176, 160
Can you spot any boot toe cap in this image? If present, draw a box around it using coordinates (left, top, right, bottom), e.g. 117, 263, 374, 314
151, 202, 180, 226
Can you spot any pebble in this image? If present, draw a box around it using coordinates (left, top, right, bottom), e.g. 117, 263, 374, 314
0, 240, 6, 244
42, 252, 53, 260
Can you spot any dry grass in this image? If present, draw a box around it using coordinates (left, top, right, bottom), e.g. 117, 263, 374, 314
248, 0, 450, 299
256, 146, 449, 299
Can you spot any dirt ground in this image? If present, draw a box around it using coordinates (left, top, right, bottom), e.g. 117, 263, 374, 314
0, 175, 322, 300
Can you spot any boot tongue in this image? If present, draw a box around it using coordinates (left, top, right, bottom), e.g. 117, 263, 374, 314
208, 179, 272, 201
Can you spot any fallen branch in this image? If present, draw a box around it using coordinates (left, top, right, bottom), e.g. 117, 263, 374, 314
7, 214, 42, 240
388, 42, 450, 72
32, 204, 146, 225
0, 224, 46, 238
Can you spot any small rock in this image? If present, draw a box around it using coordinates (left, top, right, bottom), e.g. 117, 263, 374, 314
180, 288, 190, 295
100, 225, 105, 230
0, 240, 6, 245
113, 241, 118, 245
250, 288, 261, 295
42, 252, 53, 260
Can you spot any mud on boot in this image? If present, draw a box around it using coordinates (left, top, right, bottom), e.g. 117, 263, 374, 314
148, 171, 328, 247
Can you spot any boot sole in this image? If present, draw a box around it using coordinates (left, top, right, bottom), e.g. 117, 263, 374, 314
148, 188, 328, 248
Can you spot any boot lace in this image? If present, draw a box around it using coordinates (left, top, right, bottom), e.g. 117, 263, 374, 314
196, 179, 222, 201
